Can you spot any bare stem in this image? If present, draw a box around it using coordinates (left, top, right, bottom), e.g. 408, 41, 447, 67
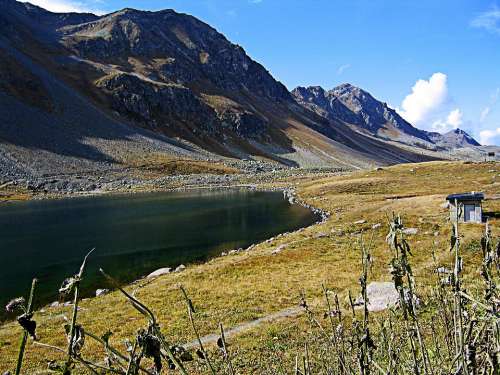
15, 278, 37, 375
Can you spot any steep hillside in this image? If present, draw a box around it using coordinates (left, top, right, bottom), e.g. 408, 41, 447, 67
0, 0, 438, 185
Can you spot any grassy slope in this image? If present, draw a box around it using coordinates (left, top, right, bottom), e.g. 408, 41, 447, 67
0, 161, 498, 373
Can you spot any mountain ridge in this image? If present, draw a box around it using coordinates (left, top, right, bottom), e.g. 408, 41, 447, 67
292, 83, 481, 149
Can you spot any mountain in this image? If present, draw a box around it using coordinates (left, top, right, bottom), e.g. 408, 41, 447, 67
292, 84, 483, 150
292, 83, 432, 145
0, 0, 439, 183
426, 128, 481, 149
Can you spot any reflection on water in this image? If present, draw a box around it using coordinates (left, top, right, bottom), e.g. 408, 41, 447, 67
0, 189, 318, 316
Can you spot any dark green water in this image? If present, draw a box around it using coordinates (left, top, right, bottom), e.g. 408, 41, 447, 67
0, 189, 317, 317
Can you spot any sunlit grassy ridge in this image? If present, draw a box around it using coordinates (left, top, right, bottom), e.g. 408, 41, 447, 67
0, 161, 498, 373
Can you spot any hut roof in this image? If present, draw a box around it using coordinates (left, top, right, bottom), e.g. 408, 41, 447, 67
446, 192, 484, 202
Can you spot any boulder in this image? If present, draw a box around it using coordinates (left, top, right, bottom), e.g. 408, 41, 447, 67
147, 268, 172, 279
95, 288, 110, 297
272, 244, 287, 255
174, 264, 186, 273
354, 219, 367, 225
356, 282, 399, 312
435, 266, 452, 274
402, 228, 418, 235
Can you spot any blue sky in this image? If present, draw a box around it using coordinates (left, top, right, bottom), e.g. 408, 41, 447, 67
27, 0, 500, 145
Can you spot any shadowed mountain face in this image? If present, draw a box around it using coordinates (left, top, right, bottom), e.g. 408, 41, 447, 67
0, 0, 439, 179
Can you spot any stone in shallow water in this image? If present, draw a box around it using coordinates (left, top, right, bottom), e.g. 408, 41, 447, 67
147, 268, 172, 279
95, 288, 109, 297
356, 282, 399, 312
174, 264, 186, 273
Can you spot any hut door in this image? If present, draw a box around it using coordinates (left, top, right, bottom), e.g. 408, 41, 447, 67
464, 204, 475, 222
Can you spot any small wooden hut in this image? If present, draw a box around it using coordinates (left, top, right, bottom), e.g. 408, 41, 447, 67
446, 192, 484, 223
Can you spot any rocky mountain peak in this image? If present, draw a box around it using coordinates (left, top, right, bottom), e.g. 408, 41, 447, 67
57, 6, 291, 101
330, 83, 380, 113
444, 128, 480, 147
331, 82, 360, 94
449, 128, 468, 135
425, 128, 480, 148
292, 83, 431, 143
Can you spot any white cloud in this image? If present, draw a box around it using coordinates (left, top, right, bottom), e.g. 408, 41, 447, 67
471, 7, 500, 35
337, 64, 351, 75
431, 120, 449, 132
480, 107, 491, 122
397, 72, 448, 125
446, 108, 463, 127
22, 0, 105, 14
431, 108, 462, 132
479, 127, 500, 145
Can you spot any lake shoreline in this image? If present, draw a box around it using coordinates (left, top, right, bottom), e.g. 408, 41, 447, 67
0, 182, 330, 323
0, 167, 349, 203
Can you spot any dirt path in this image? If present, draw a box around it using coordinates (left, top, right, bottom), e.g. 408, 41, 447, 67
183, 306, 303, 349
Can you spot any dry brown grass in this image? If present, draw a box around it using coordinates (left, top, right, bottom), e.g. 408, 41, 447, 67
0, 161, 498, 373
0, 184, 31, 202
123, 153, 240, 177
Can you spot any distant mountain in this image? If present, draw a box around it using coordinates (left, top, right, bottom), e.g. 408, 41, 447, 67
426, 128, 481, 149
0, 0, 439, 181
292, 84, 482, 149
292, 83, 432, 145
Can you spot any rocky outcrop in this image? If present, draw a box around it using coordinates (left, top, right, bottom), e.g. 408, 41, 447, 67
96, 73, 269, 138
292, 86, 361, 125
218, 109, 268, 137
96, 73, 219, 133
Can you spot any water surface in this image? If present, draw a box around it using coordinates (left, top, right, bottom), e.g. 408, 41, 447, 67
0, 189, 317, 316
